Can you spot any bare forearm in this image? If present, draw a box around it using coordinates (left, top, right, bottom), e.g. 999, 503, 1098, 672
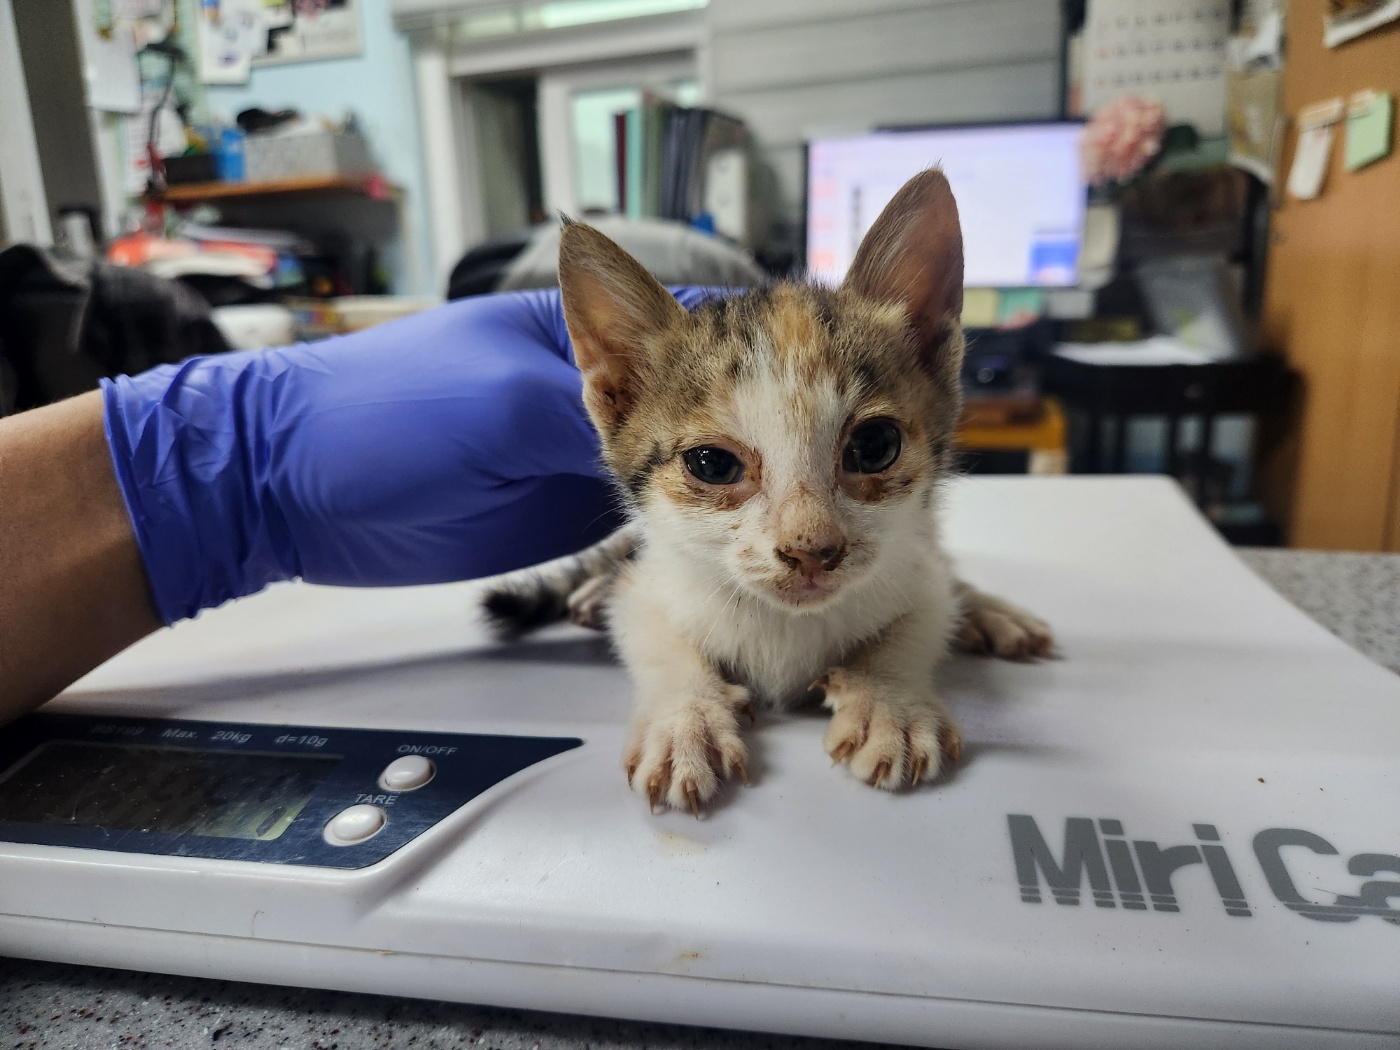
0, 391, 161, 722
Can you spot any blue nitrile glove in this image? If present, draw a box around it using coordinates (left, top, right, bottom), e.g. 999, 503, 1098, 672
102, 286, 723, 625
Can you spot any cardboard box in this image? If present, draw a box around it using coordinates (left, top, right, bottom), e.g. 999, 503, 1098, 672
243, 129, 372, 183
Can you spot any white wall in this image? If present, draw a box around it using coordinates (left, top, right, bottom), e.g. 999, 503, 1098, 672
707, 0, 1064, 230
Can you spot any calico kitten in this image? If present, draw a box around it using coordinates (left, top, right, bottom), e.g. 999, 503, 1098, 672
486, 169, 1051, 814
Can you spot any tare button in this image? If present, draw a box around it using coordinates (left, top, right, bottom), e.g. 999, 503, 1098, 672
379, 755, 435, 792
323, 804, 386, 846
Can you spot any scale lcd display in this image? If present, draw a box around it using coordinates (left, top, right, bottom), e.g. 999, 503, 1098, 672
0, 742, 339, 841
806, 123, 1087, 288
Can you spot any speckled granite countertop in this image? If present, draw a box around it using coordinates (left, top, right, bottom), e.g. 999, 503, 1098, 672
1235, 548, 1400, 674
3, 549, 1397, 1050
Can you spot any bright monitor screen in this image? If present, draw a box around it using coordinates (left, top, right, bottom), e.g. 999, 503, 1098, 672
806, 122, 1087, 288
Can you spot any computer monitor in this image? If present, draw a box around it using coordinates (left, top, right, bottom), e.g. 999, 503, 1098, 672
805, 122, 1087, 288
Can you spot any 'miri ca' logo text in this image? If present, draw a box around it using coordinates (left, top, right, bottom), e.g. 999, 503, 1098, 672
1008, 815, 1400, 925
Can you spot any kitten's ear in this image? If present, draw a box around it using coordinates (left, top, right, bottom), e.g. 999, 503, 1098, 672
842, 168, 964, 358
559, 219, 687, 429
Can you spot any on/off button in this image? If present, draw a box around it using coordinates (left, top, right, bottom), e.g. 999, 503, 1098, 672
379, 755, 436, 792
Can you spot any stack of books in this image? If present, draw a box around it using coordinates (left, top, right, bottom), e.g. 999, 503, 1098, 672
613, 99, 748, 223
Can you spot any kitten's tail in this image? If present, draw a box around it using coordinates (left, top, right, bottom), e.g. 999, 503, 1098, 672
480, 525, 638, 639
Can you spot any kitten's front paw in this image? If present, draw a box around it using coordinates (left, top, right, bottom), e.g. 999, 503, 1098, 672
623, 684, 752, 816
955, 593, 1054, 660
819, 669, 961, 790
566, 574, 612, 631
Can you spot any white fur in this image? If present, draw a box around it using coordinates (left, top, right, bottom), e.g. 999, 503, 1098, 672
616, 507, 955, 708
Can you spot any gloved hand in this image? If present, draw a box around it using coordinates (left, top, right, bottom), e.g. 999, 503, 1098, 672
102, 286, 722, 625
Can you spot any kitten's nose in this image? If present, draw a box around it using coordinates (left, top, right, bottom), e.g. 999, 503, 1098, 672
776, 537, 848, 576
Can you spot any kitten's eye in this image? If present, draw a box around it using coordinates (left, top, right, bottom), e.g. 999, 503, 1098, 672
683, 446, 745, 485
842, 419, 902, 474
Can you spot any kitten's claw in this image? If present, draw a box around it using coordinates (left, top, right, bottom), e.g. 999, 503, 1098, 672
820, 668, 959, 790
911, 753, 930, 784
938, 721, 963, 766
624, 684, 751, 814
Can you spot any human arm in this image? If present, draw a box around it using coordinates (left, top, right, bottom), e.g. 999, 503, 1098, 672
0, 391, 161, 722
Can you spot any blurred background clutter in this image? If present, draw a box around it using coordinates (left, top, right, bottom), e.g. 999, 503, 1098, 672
1, 0, 1397, 549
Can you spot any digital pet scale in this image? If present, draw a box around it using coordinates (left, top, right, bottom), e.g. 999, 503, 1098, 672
0, 478, 1396, 1049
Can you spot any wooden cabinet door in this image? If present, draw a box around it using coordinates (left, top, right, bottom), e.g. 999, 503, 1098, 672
1260, 0, 1400, 550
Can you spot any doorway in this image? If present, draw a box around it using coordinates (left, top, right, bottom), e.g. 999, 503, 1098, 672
463, 52, 699, 235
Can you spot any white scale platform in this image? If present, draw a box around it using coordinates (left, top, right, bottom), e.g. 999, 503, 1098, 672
1, 477, 1397, 1049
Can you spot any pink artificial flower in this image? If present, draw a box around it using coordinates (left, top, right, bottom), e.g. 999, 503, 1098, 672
1081, 96, 1167, 186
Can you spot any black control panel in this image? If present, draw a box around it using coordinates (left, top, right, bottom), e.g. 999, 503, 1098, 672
0, 714, 581, 869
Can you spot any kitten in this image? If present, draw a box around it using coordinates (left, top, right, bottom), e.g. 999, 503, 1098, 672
485, 169, 1051, 814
